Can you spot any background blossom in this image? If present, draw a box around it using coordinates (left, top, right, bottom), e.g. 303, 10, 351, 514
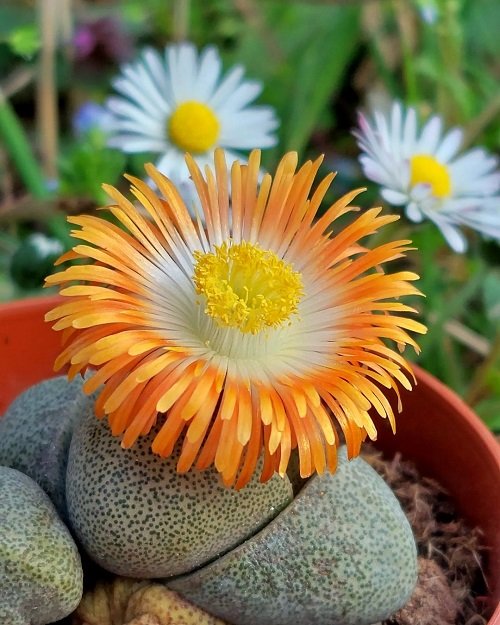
354, 102, 500, 252
104, 42, 278, 193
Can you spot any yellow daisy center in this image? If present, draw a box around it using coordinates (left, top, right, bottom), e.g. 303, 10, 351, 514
193, 240, 304, 335
168, 101, 220, 153
410, 154, 452, 198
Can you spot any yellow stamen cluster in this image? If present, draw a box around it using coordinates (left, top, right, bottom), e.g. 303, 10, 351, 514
410, 154, 452, 198
193, 240, 304, 334
168, 101, 220, 153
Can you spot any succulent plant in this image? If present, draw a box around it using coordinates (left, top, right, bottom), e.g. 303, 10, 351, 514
65, 401, 417, 624
0, 375, 87, 518
0, 371, 419, 625
0, 466, 83, 625
66, 400, 294, 578
74, 577, 226, 625
169, 447, 418, 625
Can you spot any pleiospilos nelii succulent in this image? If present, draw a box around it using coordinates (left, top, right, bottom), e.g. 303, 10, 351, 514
65, 396, 416, 624
66, 400, 294, 578
0, 378, 417, 625
0, 375, 87, 518
0, 466, 83, 625
169, 446, 417, 625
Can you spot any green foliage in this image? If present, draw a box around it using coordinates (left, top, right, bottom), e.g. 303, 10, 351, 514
476, 398, 500, 433
5, 24, 40, 59
0, 4, 37, 48
476, 354, 500, 432
224, 3, 361, 158
58, 131, 126, 206
483, 271, 500, 323
465, 0, 500, 58
9, 233, 63, 290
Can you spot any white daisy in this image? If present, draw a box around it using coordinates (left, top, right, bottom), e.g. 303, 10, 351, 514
104, 42, 278, 190
354, 101, 500, 252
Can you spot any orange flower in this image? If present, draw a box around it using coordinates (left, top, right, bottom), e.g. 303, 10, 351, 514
45, 149, 426, 488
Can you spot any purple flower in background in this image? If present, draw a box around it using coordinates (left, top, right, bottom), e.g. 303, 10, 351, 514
73, 17, 132, 67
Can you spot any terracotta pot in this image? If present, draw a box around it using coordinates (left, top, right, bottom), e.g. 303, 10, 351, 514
1, 294, 499, 623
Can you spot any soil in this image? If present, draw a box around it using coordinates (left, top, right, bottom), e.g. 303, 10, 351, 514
363, 447, 490, 625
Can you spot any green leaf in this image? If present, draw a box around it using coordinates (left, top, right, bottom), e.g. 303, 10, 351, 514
226, 3, 361, 158
0, 5, 35, 40
475, 397, 500, 433
6, 24, 40, 58
418, 262, 487, 353
58, 135, 126, 206
464, 0, 500, 57
483, 270, 500, 322
485, 364, 500, 393
279, 5, 361, 154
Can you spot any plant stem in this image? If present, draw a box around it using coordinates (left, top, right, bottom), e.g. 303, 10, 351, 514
2, 67, 35, 100
462, 93, 500, 148
361, 1, 399, 97
59, 0, 73, 45
435, 0, 463, 122
393, 0, 418, 104
440, 318, 490, 357
172, 0, 190, 42
465, 332, 500, 406
0, 90, 50, 199
37, 0, 59, 180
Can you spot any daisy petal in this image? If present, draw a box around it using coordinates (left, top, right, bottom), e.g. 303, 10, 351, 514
381, 188, 407, 206
429, 215, 468, 252
405, 203, 424, 223
435, 128, 463, 163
